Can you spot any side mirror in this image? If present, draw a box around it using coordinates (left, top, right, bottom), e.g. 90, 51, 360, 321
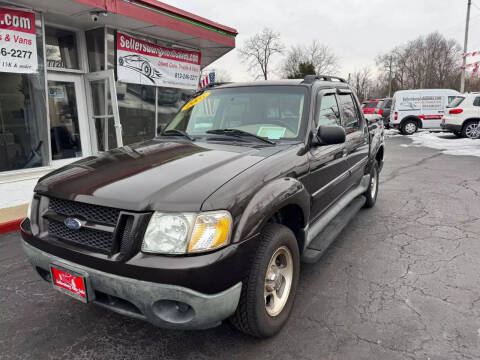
316, 125, 346, 145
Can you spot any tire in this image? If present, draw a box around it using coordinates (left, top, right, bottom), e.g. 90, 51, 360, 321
230, 223, 300, 338
363, 160, 379, 208
401, 119, 418, 135
462, 120, 480, 139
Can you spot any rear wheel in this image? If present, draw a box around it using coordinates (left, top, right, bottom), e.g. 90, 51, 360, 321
401, 120, 418, 135
230, 224, 300, 338
462, 120, 480, 139
363, 160, 379, 208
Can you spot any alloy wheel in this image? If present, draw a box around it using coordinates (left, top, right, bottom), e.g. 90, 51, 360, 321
465, 122, 480, 139
264, 246, 293, 317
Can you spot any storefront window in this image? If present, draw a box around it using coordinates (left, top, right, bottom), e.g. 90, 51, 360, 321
157, 87, 187, 130
118, 82, 156, 145
86, 28, 105, 72
90, 79, 117, 151
48, 81, 82, 159
45, 27, 79, 69
0, 15, 48, 172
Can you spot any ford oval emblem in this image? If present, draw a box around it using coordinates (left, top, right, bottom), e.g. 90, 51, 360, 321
64, 217, 82, 230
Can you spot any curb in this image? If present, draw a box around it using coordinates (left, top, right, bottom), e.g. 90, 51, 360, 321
0, 218, 24, 235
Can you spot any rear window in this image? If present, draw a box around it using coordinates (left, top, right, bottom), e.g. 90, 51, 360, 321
447, 96, 465, 108
474, 97, 480, 107
363, 102, 378, 108
383, 99, 392, 108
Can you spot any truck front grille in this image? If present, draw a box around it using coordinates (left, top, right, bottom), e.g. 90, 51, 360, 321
42, 196, 150, 259
49, 197, 120, 226
48, 221, 113, 253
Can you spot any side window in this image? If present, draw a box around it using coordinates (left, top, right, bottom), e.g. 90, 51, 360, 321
316, 93, 341, 127
474, 97, 480, 107
448, 96, 457, 106
338, 94, 360, 134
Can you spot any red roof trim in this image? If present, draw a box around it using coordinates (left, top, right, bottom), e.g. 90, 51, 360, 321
71, 0, 237, 45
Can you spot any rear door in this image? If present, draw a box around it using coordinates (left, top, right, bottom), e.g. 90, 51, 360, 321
421, 92, 444, 129
308, 89, 350, 221
337, 89, 369, 188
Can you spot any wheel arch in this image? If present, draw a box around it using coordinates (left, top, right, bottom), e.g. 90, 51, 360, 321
400, 116, 422, 129
232, 177, 310, 252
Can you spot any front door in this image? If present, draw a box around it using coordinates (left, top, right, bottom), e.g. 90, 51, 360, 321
47, 73, 91, 167
85, 70, 122, 152
308, 90, 350, 221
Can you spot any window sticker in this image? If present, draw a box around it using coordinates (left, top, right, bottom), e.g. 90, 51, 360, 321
257, 126, 286, 139
182, 92, 210, 111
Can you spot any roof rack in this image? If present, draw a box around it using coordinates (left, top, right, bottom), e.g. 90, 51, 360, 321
302, 75, 347, 84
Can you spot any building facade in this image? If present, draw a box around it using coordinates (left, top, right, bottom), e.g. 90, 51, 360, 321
0, 0, 237, 225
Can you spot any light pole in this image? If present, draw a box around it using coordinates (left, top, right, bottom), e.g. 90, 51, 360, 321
460, 0, 472, 93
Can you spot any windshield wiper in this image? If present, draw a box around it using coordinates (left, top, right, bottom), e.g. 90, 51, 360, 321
162, 129, 195, 141
206, 129, 275, 145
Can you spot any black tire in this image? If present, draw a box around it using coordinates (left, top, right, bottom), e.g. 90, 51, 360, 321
363, 160, 379, 208
230, 223, 300, 338
401, 119, 418, 135
462, 120, 480, 139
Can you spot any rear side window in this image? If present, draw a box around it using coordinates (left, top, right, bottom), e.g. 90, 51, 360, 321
316, 93, 341, 127
338, 94, 360, 133
474, 97, 480, 107
448, 96, 465, 108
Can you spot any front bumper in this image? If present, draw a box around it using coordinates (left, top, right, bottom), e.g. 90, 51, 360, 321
441, 123, 462, 132
22, 240, 242, 329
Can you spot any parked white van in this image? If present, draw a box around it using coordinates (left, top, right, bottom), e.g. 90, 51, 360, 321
390, 89, 461, 134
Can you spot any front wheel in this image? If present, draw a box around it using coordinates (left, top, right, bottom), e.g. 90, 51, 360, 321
401, 120, 418, 135
363, 160, 379, 208
230, 224, 300, 338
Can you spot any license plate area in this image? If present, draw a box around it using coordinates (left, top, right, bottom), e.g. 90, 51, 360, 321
50, 264, 89, 303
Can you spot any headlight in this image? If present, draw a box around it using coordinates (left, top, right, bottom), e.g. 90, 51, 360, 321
142, 211, 232, 254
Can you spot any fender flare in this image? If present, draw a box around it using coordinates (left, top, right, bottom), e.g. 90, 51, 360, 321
232, 177, 310, 243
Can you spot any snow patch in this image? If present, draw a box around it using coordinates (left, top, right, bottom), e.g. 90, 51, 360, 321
384, 128, 402, 138
403, 131, 480, 157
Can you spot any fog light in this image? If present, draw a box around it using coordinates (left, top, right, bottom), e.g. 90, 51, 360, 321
153, 300, 195, 324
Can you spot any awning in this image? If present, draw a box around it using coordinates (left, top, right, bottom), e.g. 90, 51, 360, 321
12, 0, 237, 67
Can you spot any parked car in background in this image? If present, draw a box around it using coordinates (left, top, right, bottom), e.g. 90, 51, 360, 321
128, 84, 181, 105
362, 99, 380, 114
390, 89, 460, 134
375, 98, 392, 128
441, 92, 480, 138
116, 82, 127, 100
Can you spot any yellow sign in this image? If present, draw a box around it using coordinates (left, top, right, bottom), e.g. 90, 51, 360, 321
182, 92, 211, 111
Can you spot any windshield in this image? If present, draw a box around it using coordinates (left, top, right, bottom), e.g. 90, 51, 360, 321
164, 86, 308, 141
447, 96, 465, 108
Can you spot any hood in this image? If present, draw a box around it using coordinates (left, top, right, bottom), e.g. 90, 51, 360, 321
35, 140, 281, 212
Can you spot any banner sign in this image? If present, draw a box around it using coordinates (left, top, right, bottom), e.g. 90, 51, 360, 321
0, 7, 37, 74
116, 32, 201, 90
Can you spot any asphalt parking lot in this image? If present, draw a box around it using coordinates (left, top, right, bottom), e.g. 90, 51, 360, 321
1, 135, 480, 360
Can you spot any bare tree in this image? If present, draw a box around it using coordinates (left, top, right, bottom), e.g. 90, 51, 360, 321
282, 41, 339, 78
238, 28, 284, 80
349, 67, 372, 102
376, 32, 462, 95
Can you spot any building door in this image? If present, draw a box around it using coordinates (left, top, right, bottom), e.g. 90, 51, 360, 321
47, 72, 91, 167
85, 70, 122, 152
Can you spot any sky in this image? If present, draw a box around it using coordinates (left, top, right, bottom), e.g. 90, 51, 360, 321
163, 0, 480, 81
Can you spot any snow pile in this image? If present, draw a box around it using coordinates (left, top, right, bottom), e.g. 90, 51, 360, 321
384, 128, 401, 138
403, 131, 480, 157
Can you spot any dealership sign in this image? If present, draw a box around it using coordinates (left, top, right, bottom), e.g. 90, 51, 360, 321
0, 7, 37, 74
116, 32, 201, 90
